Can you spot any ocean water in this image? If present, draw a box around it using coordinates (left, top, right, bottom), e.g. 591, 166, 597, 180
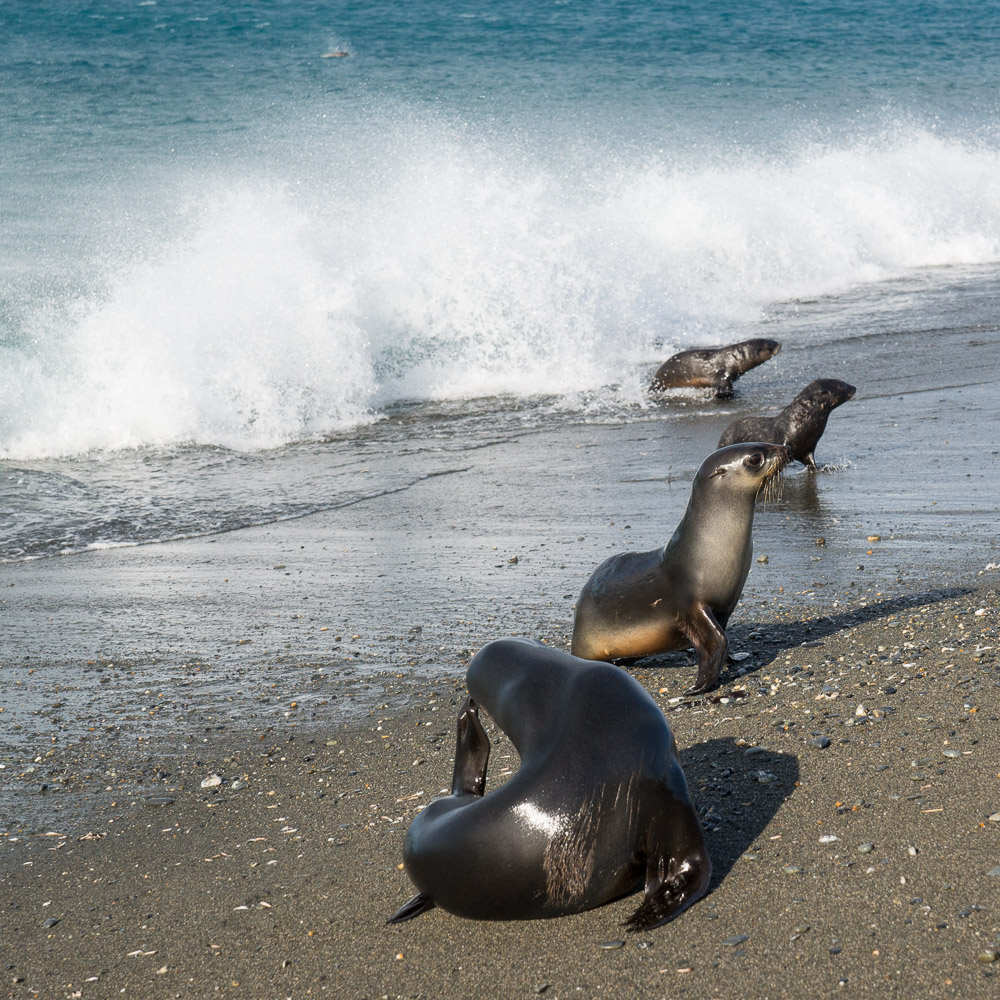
2, 0, 1000, 560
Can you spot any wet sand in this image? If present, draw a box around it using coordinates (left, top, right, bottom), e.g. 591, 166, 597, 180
3, 305, 1000, 998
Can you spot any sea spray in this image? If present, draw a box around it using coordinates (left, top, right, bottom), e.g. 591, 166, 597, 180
2, 125, 999, 459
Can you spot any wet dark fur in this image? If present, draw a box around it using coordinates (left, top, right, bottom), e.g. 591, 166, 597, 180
388, 640, 711, 931
718, 378, 856, 469
649, 338, 781, 398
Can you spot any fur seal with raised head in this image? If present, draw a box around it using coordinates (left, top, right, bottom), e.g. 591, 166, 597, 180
649, 338, 781, 398
718, 378, 856, 469
388, 638, 711, 930
572, 443, 790, 693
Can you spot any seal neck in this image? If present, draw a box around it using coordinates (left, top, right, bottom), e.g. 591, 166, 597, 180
669, 480, 757, 558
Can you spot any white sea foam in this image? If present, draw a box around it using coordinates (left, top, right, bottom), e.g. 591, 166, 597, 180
3, 123, 999, 459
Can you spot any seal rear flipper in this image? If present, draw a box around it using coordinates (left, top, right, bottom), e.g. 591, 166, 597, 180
451, 696, 490, 796
684, 604, 728, 695
624, 855, 710, 932
387, 892, 435, 924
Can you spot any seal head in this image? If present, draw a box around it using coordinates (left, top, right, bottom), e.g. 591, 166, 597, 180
649, 338, 781, 398
572, 442, 790, 693
388, 639, 711, 930
718, 378, 856, 468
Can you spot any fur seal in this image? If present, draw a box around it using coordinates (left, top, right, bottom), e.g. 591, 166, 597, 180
388, 639, 711, 931
572, 443, 790, 693
649, 338, 781, 398
717, 378, 856, 469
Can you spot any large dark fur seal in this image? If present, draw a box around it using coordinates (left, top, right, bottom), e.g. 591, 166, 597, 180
388, 639, 711, 931
649, 338, 781, 398
572, 443, 790, 693
717, 378, 856, 469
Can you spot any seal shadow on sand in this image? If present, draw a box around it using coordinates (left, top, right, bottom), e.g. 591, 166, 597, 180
729, 586, 975, 683
678, 737, 798, 891
636, 586, 973, 688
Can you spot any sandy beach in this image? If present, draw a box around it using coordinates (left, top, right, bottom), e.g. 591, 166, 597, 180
6, 1, 1000, 997
3, 298, 1000, 998
2, 583, 999, 999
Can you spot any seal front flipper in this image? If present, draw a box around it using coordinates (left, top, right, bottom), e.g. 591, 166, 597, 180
624, 853, 710, 932
452, 696, 490, 796
387, 892, 435, 924
683, 604, 728, 695
714, 373, 734, 399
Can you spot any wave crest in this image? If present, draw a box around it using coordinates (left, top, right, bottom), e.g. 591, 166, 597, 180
3, 124, 998, 458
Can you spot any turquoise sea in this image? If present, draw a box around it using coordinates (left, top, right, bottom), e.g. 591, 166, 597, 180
2, 0, 1000, 559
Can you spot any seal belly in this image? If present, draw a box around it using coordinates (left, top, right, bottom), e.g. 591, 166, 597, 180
572, 619, 684, 661
572, 548, 682, 661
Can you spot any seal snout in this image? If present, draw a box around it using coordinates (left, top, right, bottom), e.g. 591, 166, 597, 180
761, 443, 791, 485
754, 442, 792, 476
753, 445, 789, 505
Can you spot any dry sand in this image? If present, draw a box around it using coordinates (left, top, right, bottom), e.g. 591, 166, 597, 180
2, 581, 999, 1000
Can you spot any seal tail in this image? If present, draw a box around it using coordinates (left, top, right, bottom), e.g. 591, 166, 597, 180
386, 892, 436, 924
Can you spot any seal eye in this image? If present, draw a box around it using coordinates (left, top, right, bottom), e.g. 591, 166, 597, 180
744, 452, 763, 469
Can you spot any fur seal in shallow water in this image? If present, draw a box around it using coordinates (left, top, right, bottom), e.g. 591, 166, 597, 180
717, 378, 856, 469
388, 638, 710, 930
572, 443, 790, 693
648, 338, 781, 398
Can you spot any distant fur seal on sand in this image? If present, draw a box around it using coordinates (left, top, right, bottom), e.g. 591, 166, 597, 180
572, 443, 790, 693
649, 339, 781, 398
388, 639, 710, 930
718, 378, 856, 469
